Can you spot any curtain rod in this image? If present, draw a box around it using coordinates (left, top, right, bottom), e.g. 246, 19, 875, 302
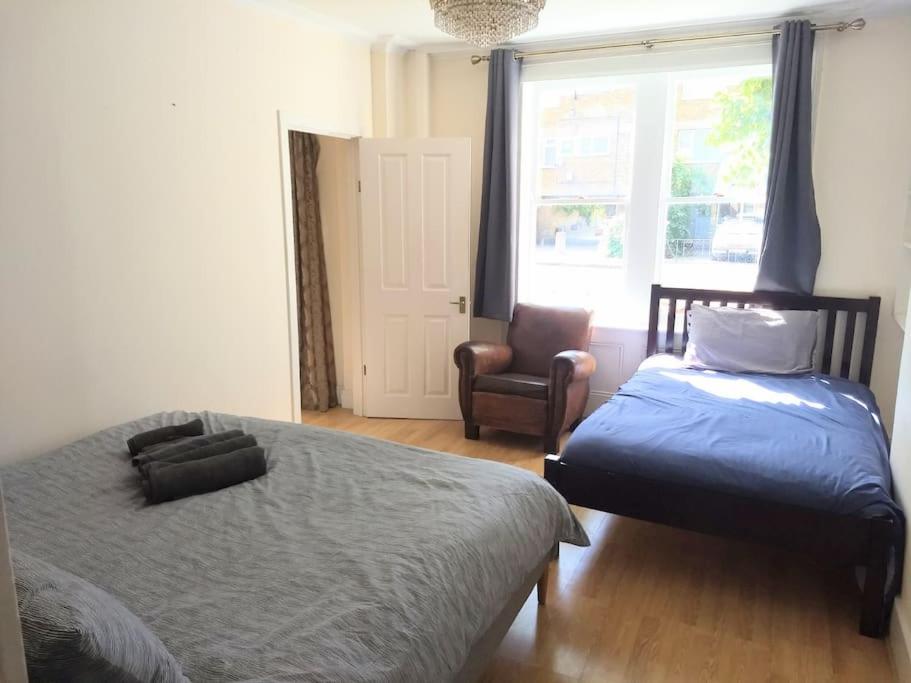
469, 17, 865, 64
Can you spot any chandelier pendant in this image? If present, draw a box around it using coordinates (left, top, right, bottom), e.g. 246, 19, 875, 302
430, 0, 546, 47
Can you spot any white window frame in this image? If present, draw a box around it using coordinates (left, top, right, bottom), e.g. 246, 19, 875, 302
517, 42, 773, 330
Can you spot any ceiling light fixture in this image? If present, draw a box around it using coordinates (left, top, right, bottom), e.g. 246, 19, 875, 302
430, 0, 546, 47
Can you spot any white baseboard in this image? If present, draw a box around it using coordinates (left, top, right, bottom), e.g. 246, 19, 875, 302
339, 387, 352, 410
891, 606, 911, 682
584, 390, 613, 416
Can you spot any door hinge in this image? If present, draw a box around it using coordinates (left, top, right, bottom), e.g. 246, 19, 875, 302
363, 364, 367, 376
357, 180, 361, 193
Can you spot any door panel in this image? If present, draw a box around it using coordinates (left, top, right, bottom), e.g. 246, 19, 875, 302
378, 155, 408, 290
382, 315, 410, 396
423, 316, 450, 397
359, 138, 470, 418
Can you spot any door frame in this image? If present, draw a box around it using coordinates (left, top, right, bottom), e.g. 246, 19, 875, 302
277, 110, 366, 422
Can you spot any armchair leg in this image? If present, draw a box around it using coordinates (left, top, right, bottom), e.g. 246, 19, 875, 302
464, 422, 480, 440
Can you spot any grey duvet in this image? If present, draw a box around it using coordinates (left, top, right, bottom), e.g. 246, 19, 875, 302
1, 411, 588, 682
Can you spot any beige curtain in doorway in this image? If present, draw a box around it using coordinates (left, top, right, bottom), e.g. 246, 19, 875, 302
289, 132, 338, 412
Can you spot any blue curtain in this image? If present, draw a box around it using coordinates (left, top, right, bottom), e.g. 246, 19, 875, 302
473, 49, 520, 320
755, 20, 821, 295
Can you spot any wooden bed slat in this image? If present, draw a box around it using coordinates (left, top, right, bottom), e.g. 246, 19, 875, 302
858, 306, 880, 386
682, 299, 693, 351
822, 309, 837, 375
665, 297, 677, 353
841, 311, 857, 380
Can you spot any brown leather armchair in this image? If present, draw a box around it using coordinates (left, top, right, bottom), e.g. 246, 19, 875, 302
453, 304, 596, 453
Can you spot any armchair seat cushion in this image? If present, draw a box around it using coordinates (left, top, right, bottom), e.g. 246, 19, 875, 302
473, 372, 549, 400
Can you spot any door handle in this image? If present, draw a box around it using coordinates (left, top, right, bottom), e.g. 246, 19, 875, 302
449, 296, 466, 314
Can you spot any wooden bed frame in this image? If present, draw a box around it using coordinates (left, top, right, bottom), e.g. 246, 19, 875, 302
544, 284, 897, 637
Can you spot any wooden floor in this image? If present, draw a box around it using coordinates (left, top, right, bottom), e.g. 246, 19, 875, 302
301, 408, 895, 682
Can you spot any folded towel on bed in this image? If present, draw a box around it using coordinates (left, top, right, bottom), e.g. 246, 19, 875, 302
143, 446, 267, 504
131, 430, 244, 468
127, 419, 204, 457
139, 434, 258, 478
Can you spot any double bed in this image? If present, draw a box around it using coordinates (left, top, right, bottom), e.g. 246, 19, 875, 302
546, 285, 903, 637
2, 411, 588, 681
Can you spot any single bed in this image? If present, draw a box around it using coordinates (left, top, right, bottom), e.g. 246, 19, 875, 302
1, 411, 588, 681
544, 284, 903, 637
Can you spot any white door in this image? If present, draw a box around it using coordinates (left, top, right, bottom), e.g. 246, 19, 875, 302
359, 138, 471, 419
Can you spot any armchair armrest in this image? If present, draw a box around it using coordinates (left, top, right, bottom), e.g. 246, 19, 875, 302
453, 342, 513, 377
550, 350, 597, 385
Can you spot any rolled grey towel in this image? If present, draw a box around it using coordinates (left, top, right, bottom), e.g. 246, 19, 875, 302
139, 434, 258, 479
127, 419, 204, 456
144, 446, 267, 504
131, 430, 244, 468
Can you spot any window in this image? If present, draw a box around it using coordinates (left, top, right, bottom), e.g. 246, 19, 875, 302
518, 59, 772, 326
519, 81, 637, 313
660, 70, 772, 291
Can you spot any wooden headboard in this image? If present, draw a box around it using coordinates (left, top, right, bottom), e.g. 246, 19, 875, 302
646, 285, 881, 386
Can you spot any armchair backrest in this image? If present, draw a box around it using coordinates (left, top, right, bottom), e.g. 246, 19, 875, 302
506, 303, 593, 376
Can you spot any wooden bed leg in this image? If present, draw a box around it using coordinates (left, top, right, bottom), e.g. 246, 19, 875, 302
859, 519, 892, 638
543, 435, 559, 454
537, 562, 550, 606
464, 422, 479, 440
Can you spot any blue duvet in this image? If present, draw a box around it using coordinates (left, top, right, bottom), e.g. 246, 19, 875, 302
564, 355, 900, 520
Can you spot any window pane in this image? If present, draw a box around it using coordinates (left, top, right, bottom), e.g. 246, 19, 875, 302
660, 67, 771, 292
536, 84, 636, 199
662, 202, 763, 290
668, 72, 771, 199
535, 203, 625, 265
521, 265, 624, 321
542, 141, 557, 167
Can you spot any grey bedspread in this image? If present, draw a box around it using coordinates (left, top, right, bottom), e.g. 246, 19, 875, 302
1, 411, 588, 682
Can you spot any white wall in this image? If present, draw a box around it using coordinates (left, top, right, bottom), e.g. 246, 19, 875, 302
888, 297, 911, 681
0, 489, 26, 683
0, 0, 373, 462
315, 135, 360, 409
426, 16, 911, 428
813, 15, 911, 430
371, 42, 406, 138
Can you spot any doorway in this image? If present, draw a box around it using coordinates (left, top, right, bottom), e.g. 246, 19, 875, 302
279, 116, 363, 421
279, 116, 472, 422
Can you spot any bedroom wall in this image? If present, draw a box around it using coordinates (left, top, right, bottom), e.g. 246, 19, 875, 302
0, 490, 26, 683
426, 15, 911, 430
0, 0, 373, 462
812, 15, 911, 431
315, 135, 360, 410
888, 298, 911, 681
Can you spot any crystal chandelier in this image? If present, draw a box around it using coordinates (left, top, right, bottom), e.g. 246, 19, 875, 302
430, 0, 546, 47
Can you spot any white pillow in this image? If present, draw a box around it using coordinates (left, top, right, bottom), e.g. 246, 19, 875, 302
683, 304, 818, 374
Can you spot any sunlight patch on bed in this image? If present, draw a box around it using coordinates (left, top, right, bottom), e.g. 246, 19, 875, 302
658, 370, 826, 409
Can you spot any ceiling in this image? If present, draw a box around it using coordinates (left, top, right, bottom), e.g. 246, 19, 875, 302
282, 0, 889, 47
